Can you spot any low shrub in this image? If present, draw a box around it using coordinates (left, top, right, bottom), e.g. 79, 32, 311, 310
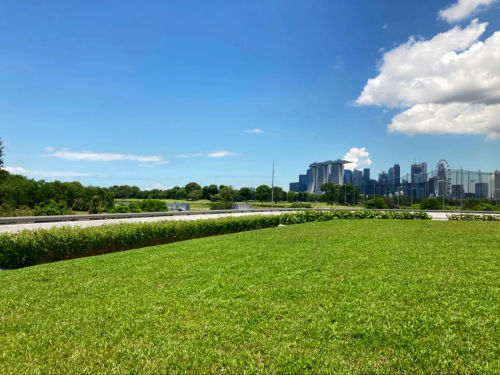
279, 210, 431, 224
139, 199, 167, 212
289, 202, 312, 208
448, 213, 500, 221
364, 197, 389, 209
420, 198, 443, 210
109, 202, 142, 214
0, 210, 431, 270
210, 201, 233, 210
33, 200, 71, 216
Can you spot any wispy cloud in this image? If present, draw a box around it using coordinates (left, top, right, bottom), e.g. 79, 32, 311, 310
4, 166, 95, 178
45, 147, 168, 165
439, 0, 498, 23
244, 128, 263, 134
382, 23, 388, 30
176, 150, 239, 158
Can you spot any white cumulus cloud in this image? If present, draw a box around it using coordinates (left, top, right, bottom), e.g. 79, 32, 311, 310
439, 0, 499, 23
356, 19, 500, 140
343, 147, 372, 170
45, 147, 168, 164
389, 103, 500, 139
244, 128, 263, 134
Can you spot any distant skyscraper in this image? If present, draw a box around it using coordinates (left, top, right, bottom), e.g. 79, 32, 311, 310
394, 164, 400, 190
363, 168, 370, 187
353, 169, 363, 187
494, 171, 500, 200
343, 169, 353, 184
307, 159, 351, 193
475, 183, 488, 199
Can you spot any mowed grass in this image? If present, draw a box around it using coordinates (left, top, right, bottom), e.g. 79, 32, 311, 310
1, 221, 499, 374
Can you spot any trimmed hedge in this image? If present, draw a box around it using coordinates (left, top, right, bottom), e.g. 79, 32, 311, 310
448, 213, 500, 221
279, 210, 431, 224
0, 210, 431, 270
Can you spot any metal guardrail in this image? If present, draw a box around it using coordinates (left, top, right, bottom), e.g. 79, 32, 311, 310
0, 207, 498, 225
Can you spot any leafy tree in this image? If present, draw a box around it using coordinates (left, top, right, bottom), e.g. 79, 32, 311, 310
33, 200, 70, 216
139, 199, 168, 212
187, 189, 203, 201
202, 184, 219, 200
239, 187, 253, 202
210, 186, 235, 210
287, 191, 297, 203
271, 186, 285, 202
88, 196, 104, 214
175, 188, 187, 200
420, 198, 443, 210
185, 182, 201, 195
364, 197, 389, 209
321, 182, 339, 205
255, 185, 271, 203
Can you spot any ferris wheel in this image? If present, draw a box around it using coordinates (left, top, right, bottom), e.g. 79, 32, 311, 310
435, 159, 451, 197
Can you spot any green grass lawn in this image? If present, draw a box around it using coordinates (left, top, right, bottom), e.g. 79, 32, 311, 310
1, 220, 499, 374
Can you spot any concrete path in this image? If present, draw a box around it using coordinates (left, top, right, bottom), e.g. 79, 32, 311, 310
0, 211, 285, 234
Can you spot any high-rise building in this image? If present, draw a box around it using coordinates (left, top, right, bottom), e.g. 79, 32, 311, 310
475, 183, 488, 199
393, 164, 400, 192
494, 171, 500, 201
353, 169, 363, 187
307, 159, 351, 194
451, 184, 464, 199
343, 169, 353, 184
378, 171, 388, 196
363, 168, 370, 187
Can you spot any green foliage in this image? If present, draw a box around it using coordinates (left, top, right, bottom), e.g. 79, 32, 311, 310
0, 215, 280, 269
108, 202, 142, 214
279, 210, 430, 224
187, 189, 203, 201
289, 202, 312, 208
255, 185, 271, 203
33, 200, 71, 216
185, 182, 201, 195
209, 186, 235, 210
174, 188, 187, 200
364, 197, 389, 209
138, 199, 168, 212
420, 198, 443, 210
238, 187, 253, 202
448, 213, 500, 221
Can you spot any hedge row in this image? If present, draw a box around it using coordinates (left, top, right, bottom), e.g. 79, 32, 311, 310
0, 210, 431, 269
448, 213, 500, 221
279, 210, 431, 224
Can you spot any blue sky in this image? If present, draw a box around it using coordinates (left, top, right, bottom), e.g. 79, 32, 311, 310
2, 0, 500, 189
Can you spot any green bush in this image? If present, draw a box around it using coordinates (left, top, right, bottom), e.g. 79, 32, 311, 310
33, 200, 71, 216
448, 213, 500, 221
210, 201, 233, 210
0, 216, 280, 269
289, 202, 312, 208
279, 210, 430, 225
109, 202, 142, 214
0, 210, 432, 270
420, 198, 443, 210
364, 197, 389, 209
138, 199, 167, 212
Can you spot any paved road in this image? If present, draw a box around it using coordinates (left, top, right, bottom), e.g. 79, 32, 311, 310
0, 210, 497, 234
0, 211, 286, 234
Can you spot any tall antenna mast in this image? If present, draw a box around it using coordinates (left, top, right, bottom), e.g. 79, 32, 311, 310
271, 162, 275, 208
